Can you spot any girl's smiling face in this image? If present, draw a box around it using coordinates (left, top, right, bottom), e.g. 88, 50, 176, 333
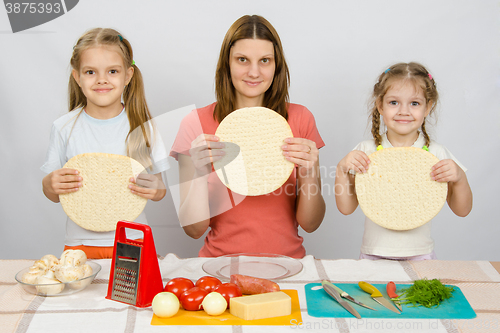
229, 38, 275, 109
72, 45, 133, 119
378, 80, 431, 146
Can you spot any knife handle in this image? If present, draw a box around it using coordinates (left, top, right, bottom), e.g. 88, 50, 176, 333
386, 281, 399, 299
359, 281, 383, 297
322, 281, 345, 295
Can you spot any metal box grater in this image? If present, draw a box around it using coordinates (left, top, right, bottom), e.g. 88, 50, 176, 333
110, 243, 141, 304
106, 221, 163, 307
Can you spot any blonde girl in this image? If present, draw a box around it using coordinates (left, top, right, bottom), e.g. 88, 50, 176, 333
335, 62, 472, 260
41, 28, 168, 259
170, 15, 326, 258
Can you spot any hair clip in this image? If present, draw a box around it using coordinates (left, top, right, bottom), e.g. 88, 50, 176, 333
428, 73, 433, 80
118, 35, 123, 41
132, 60, 136, 66
376, 145, 383, 151
422, 145, 429, 151
384, 69, 391, 74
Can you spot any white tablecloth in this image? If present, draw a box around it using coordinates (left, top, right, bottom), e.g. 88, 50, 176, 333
1, 254, 499, 333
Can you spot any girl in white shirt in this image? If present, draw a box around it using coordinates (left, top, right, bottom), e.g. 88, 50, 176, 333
335, 62, 472, 260
41, 28, 168, 258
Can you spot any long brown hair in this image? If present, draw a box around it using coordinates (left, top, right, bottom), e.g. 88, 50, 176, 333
214, 15, 290, 122
69, 28, 154, 169
370, 62, 438, 147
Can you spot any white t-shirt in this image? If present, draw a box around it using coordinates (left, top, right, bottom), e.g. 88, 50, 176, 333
353, 132, 466, 257
41, 108, 169, 246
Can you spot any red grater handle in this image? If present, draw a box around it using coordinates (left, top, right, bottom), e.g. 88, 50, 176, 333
115, 221, 152, 244
107, 220, 163, 308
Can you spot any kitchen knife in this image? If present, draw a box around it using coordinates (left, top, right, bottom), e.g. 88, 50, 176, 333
323, 281, 376, 310
386, 281, 403, 312
358, 281, 401, 314
322, 281, 362, 319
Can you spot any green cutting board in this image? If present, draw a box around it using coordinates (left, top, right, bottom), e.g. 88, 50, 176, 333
305, 283, 476, 319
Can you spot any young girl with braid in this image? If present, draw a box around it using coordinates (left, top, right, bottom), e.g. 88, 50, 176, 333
335, 62, 472, 260
41, 28, 169, 259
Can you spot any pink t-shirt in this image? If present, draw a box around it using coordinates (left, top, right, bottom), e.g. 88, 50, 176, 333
170, 103, 325, 258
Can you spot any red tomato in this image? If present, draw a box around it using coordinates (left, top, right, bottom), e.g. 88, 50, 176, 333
214, 283, 242, 308
195, 276, 222, 293
179, 287, 208, 311
164, 278, 195, 299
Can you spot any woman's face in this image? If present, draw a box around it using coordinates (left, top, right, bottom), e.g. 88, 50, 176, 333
229, 38, 275, 109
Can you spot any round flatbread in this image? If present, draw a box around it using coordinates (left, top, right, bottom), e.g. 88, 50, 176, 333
60, 153, 147, 232
213, 107, 294, 196
355, 147, 448, 230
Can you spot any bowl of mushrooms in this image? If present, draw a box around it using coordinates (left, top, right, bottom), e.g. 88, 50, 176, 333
15, 250, 101, 296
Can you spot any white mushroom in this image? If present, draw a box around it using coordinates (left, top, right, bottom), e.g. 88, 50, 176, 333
35, 270, 64, 295
81, 264, 93, 278
22, 269, 45, 284
40, 254, 60, 270
60, 250, 87, 267
21, 259, 48, 284
69, 264, 94, 290
32, 260, 48, 271
40, 269, 57, 279
54, 264, 85, 283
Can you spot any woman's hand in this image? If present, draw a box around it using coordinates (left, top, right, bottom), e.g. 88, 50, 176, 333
129, 173, 166, 201
189, 134, 225, 177
431, 159, 464, 183
177, 134, 222, 238
281, 137, 318, 177
337, 150, 371, 175
282, 137, 325, 232
42, 168, 82, 202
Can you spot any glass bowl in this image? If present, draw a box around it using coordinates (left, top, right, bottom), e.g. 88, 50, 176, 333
15, 261, 101, 296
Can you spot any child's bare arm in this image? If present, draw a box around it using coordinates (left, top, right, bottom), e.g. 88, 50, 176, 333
431, 159, 472, 217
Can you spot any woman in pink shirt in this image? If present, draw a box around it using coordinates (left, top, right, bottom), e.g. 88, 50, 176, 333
170, 15, 325, 258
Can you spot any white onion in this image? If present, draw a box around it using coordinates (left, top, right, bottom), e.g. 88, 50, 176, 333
152, 292, 180, 318
202, 292, 227, 316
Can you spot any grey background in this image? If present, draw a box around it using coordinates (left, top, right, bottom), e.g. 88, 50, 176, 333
1, 0, 498, 260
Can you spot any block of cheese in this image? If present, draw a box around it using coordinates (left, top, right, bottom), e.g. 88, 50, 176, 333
229, 291, 291, 320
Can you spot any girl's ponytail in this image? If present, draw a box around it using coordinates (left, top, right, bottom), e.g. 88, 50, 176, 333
370, 108, 382, 147
123, 63, 154, 170
369, 77, 385, 147
68, 74, 86, 111
421, 118, 431, 147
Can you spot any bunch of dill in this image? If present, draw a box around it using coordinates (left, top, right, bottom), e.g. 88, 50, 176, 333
396, 278, 455, 308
